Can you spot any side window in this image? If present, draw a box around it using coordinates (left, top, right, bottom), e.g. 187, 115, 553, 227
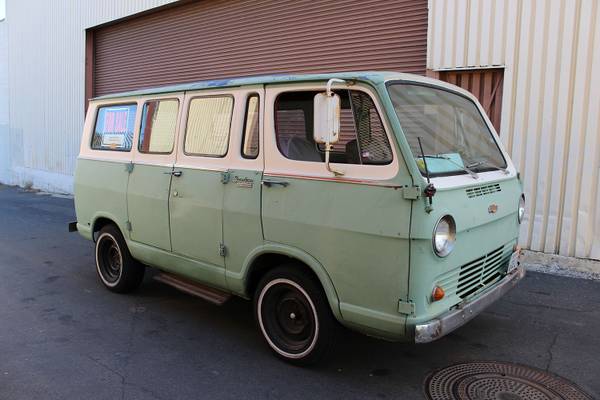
274, 90, 392, 165
91, 104, 137, 151
139, 99, 179, 154
241, 95, 260, 159
274, 92, 317, 161
184, 96, 234, 157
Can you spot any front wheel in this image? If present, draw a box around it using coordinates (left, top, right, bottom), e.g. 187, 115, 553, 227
254, 265, 335, 365
95, 224, 145, 293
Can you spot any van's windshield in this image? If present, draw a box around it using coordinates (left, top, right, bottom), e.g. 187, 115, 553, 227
387, 83, 506, 177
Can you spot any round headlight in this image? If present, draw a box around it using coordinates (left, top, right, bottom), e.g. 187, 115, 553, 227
518, 194, 525, 224
433, 215, 456, 257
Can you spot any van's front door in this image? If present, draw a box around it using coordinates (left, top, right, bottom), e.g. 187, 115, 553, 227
168, 90, 235, 288
261, 84, 413, 333
127, 95, 182, 252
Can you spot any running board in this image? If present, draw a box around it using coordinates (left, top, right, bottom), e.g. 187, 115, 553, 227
153, 273, 231, 305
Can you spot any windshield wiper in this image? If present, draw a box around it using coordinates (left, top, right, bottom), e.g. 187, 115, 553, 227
466, 159, 509, 175
423, 154, 479, 179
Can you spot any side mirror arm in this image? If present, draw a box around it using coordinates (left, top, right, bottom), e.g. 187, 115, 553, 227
324, 143, 344, 176
326, 78, 346, 96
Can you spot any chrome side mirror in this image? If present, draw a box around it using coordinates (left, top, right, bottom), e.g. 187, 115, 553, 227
314, 78, 346, 176
313, 92, 340, 145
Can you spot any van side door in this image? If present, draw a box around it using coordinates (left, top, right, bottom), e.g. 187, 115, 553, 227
127, 94, 182, 252
169, 89, 236, 288
221, 87, 264, 292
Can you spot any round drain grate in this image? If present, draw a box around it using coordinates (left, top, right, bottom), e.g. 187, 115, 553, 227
424, 361, 593, 400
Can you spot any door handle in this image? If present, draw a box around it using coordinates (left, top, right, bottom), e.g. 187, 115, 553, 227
164, 170, 183, 177
261, 179, 289, 188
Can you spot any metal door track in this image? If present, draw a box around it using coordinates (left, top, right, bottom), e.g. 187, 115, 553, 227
154, 273, 231, 305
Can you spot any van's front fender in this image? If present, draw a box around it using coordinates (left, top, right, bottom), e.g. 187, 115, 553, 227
227, 242, 343, 321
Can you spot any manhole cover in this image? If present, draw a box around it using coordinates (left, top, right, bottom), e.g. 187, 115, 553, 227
424, 361, 593, 400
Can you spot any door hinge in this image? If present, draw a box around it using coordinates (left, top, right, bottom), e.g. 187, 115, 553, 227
219, 242, 227, 257
126, 221, 132, 231
398, 300, 415, 315
403, 186, 421, 200
125, 162, 134, 173
221, 171, 230, 184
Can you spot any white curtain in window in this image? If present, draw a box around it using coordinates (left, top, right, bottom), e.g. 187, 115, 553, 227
185, 97, 233, 156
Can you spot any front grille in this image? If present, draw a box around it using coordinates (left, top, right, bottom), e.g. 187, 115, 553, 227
456, 245, 511, 299
466, 183, 501, 198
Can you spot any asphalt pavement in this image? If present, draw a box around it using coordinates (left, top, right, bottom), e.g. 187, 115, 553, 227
0, 184, 598, 399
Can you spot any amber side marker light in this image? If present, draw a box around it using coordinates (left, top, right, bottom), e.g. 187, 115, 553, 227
432, 286, 445, 302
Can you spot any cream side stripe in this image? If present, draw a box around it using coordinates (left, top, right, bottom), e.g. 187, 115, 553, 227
263, 173, 402, 189
174, 165, 228, 173
78, 155, 131, 164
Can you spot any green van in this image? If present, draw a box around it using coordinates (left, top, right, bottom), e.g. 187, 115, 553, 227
72, 72, 525, 364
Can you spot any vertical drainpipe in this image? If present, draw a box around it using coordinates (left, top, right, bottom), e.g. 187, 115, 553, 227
84, 29, 94, 116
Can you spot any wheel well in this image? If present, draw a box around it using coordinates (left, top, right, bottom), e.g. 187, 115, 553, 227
92, 217, 116, 241
245, 253, 323, 298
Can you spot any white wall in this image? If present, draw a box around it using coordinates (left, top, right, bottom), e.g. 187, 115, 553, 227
0, 0, 176, 193
428, 0, 600, 260
0, 20, 9, 182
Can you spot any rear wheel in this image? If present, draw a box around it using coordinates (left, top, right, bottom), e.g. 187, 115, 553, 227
254, 265, 335, 365
95, 224, 144, 293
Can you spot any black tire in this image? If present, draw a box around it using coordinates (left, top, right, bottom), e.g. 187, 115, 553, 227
95, 224, 145, 293
254, 265, 336, 365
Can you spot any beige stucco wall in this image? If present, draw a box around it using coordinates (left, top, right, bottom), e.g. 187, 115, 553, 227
428, 0, 600, 260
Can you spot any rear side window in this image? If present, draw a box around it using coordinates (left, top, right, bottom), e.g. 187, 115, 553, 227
139, 99, 179, 154
91, 104, 137, 151
242, 95, 260, 159
274, 90, 392, 165
185, 96, 234, 157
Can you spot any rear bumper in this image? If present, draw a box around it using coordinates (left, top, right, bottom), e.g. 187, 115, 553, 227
414, 265, 525, 343
68, 221, 78, 232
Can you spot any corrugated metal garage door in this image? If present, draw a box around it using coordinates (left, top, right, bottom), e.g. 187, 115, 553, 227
90, 0, 428, 97
438, 69, 504, 132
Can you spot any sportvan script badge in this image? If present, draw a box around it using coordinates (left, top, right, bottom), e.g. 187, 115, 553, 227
488, 204, 498, 214
232, 176, 254, 188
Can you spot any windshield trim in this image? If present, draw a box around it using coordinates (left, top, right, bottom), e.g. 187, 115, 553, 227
385, 80, 508, 178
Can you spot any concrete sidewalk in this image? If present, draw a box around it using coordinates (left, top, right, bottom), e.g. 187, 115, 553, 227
522, 250, 600, 281
0, 184, 598, 399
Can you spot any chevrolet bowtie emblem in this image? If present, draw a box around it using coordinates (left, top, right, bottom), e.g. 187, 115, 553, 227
488, 204, 499, 214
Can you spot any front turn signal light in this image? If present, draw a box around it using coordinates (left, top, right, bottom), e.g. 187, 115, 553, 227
432, 286, 445, 302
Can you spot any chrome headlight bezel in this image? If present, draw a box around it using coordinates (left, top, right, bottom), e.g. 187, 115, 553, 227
518, 194, 525, 224
432, 215, 456, 258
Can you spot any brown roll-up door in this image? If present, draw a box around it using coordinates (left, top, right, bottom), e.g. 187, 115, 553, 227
437, 68, 505, 132
91, 0, 428, 97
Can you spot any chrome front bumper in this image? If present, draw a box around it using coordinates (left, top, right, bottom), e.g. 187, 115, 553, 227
414, 266, 525, 343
